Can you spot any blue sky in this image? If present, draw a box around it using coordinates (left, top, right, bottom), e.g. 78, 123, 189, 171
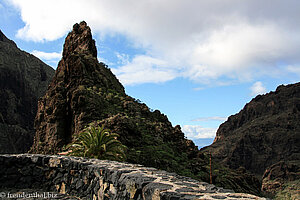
1, 0, 300, 148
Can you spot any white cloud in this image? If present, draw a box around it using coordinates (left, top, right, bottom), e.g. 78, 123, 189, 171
98, 57, 114, 67
182, 125, 217, 139
192, 117, 227, 122
112, 55, 177, 85
31, 50, 61, 61
8, 0, 300, 85
115, 52, 129, 65
250, 81, 267, 96
31, 50, 61, 68
287, 65, 300, 75
185, 23, 300, 82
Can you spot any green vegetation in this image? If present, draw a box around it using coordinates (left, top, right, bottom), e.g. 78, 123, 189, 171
274, 180, 300, 200
128, 143, 193, 177
66, 124, 127, 161
50, 64, 263, 195
68, 83, 263, 195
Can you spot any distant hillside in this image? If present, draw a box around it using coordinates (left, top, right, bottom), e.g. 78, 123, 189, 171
201, 82, 300, 196
0, 30, 55, 153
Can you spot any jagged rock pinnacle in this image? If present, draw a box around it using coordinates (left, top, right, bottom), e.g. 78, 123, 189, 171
62, 21, 97, 59
30, 21, 125, 154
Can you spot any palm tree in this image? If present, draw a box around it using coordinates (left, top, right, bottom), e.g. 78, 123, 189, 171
66, 124, 127, 161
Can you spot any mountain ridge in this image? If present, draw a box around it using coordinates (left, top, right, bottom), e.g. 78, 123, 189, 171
0, 29, 55, 153
201, 82, 300, 197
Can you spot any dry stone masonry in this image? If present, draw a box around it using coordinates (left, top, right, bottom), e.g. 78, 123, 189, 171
0, 154, 267, 200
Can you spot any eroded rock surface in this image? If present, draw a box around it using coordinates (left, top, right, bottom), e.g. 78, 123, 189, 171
202, 83, 300, 176
0, 30, 54, 153
201, 82, 300, 198
261, 160, 300, 196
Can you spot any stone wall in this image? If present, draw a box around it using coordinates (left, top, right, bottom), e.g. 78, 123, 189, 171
0, 154, 267, 200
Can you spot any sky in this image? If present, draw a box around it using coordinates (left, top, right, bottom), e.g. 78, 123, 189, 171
1, 0, 300, 148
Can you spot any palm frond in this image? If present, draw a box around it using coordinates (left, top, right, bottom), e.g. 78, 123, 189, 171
65, 124, 127, 161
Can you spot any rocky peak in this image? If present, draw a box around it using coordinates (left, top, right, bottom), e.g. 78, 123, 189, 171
62, 21, 97, 59
31, 21, 124, 154
0, 30, 17, 47
53, 21, 124, 93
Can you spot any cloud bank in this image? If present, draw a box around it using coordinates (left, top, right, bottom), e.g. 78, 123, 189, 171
250, 81, 267, 96
8, 0, 300, 85
31, 50, 61, 60
182, 125, 217, 139
31, 50, 61, 68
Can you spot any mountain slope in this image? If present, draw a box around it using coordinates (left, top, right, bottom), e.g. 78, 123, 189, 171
202, 82, 300, 176
0, 30, 55, 153
30, 21, 262, 195
201, 82, 300, 197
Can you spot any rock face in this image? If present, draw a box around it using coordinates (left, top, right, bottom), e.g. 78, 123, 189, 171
261, 160, 300, 195
0, 30, 54, 153
202, 83, 300, 177
30, 21, 125, 154
30, 21, 262, 195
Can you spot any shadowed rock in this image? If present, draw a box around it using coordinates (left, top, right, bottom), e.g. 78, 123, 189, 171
201, 82, 300, 197
202, 82, 300, 176
30, 21, 124, 154
0, 30, 54, 153
262, 160, 300, 195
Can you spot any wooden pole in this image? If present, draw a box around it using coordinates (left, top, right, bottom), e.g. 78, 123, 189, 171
209, 152, 212, 184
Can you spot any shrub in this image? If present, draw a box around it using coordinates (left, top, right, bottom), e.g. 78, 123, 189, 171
66, 124, 127, 161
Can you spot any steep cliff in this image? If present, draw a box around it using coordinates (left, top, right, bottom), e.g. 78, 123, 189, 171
30, 21, 262, 195
0, 30, 54, 153
202, 83, 300, 176
201, 82, 300, 196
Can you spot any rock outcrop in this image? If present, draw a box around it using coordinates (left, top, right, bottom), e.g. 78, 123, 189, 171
30, 21, 125, 154
0, 30, 54, 153
202, 83, 300, 176
201, 82, 300, 197
30, 21, 263, 195
261, 160, 300, 196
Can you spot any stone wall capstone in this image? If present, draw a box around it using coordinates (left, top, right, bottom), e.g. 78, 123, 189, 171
0, 154, 267, 200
